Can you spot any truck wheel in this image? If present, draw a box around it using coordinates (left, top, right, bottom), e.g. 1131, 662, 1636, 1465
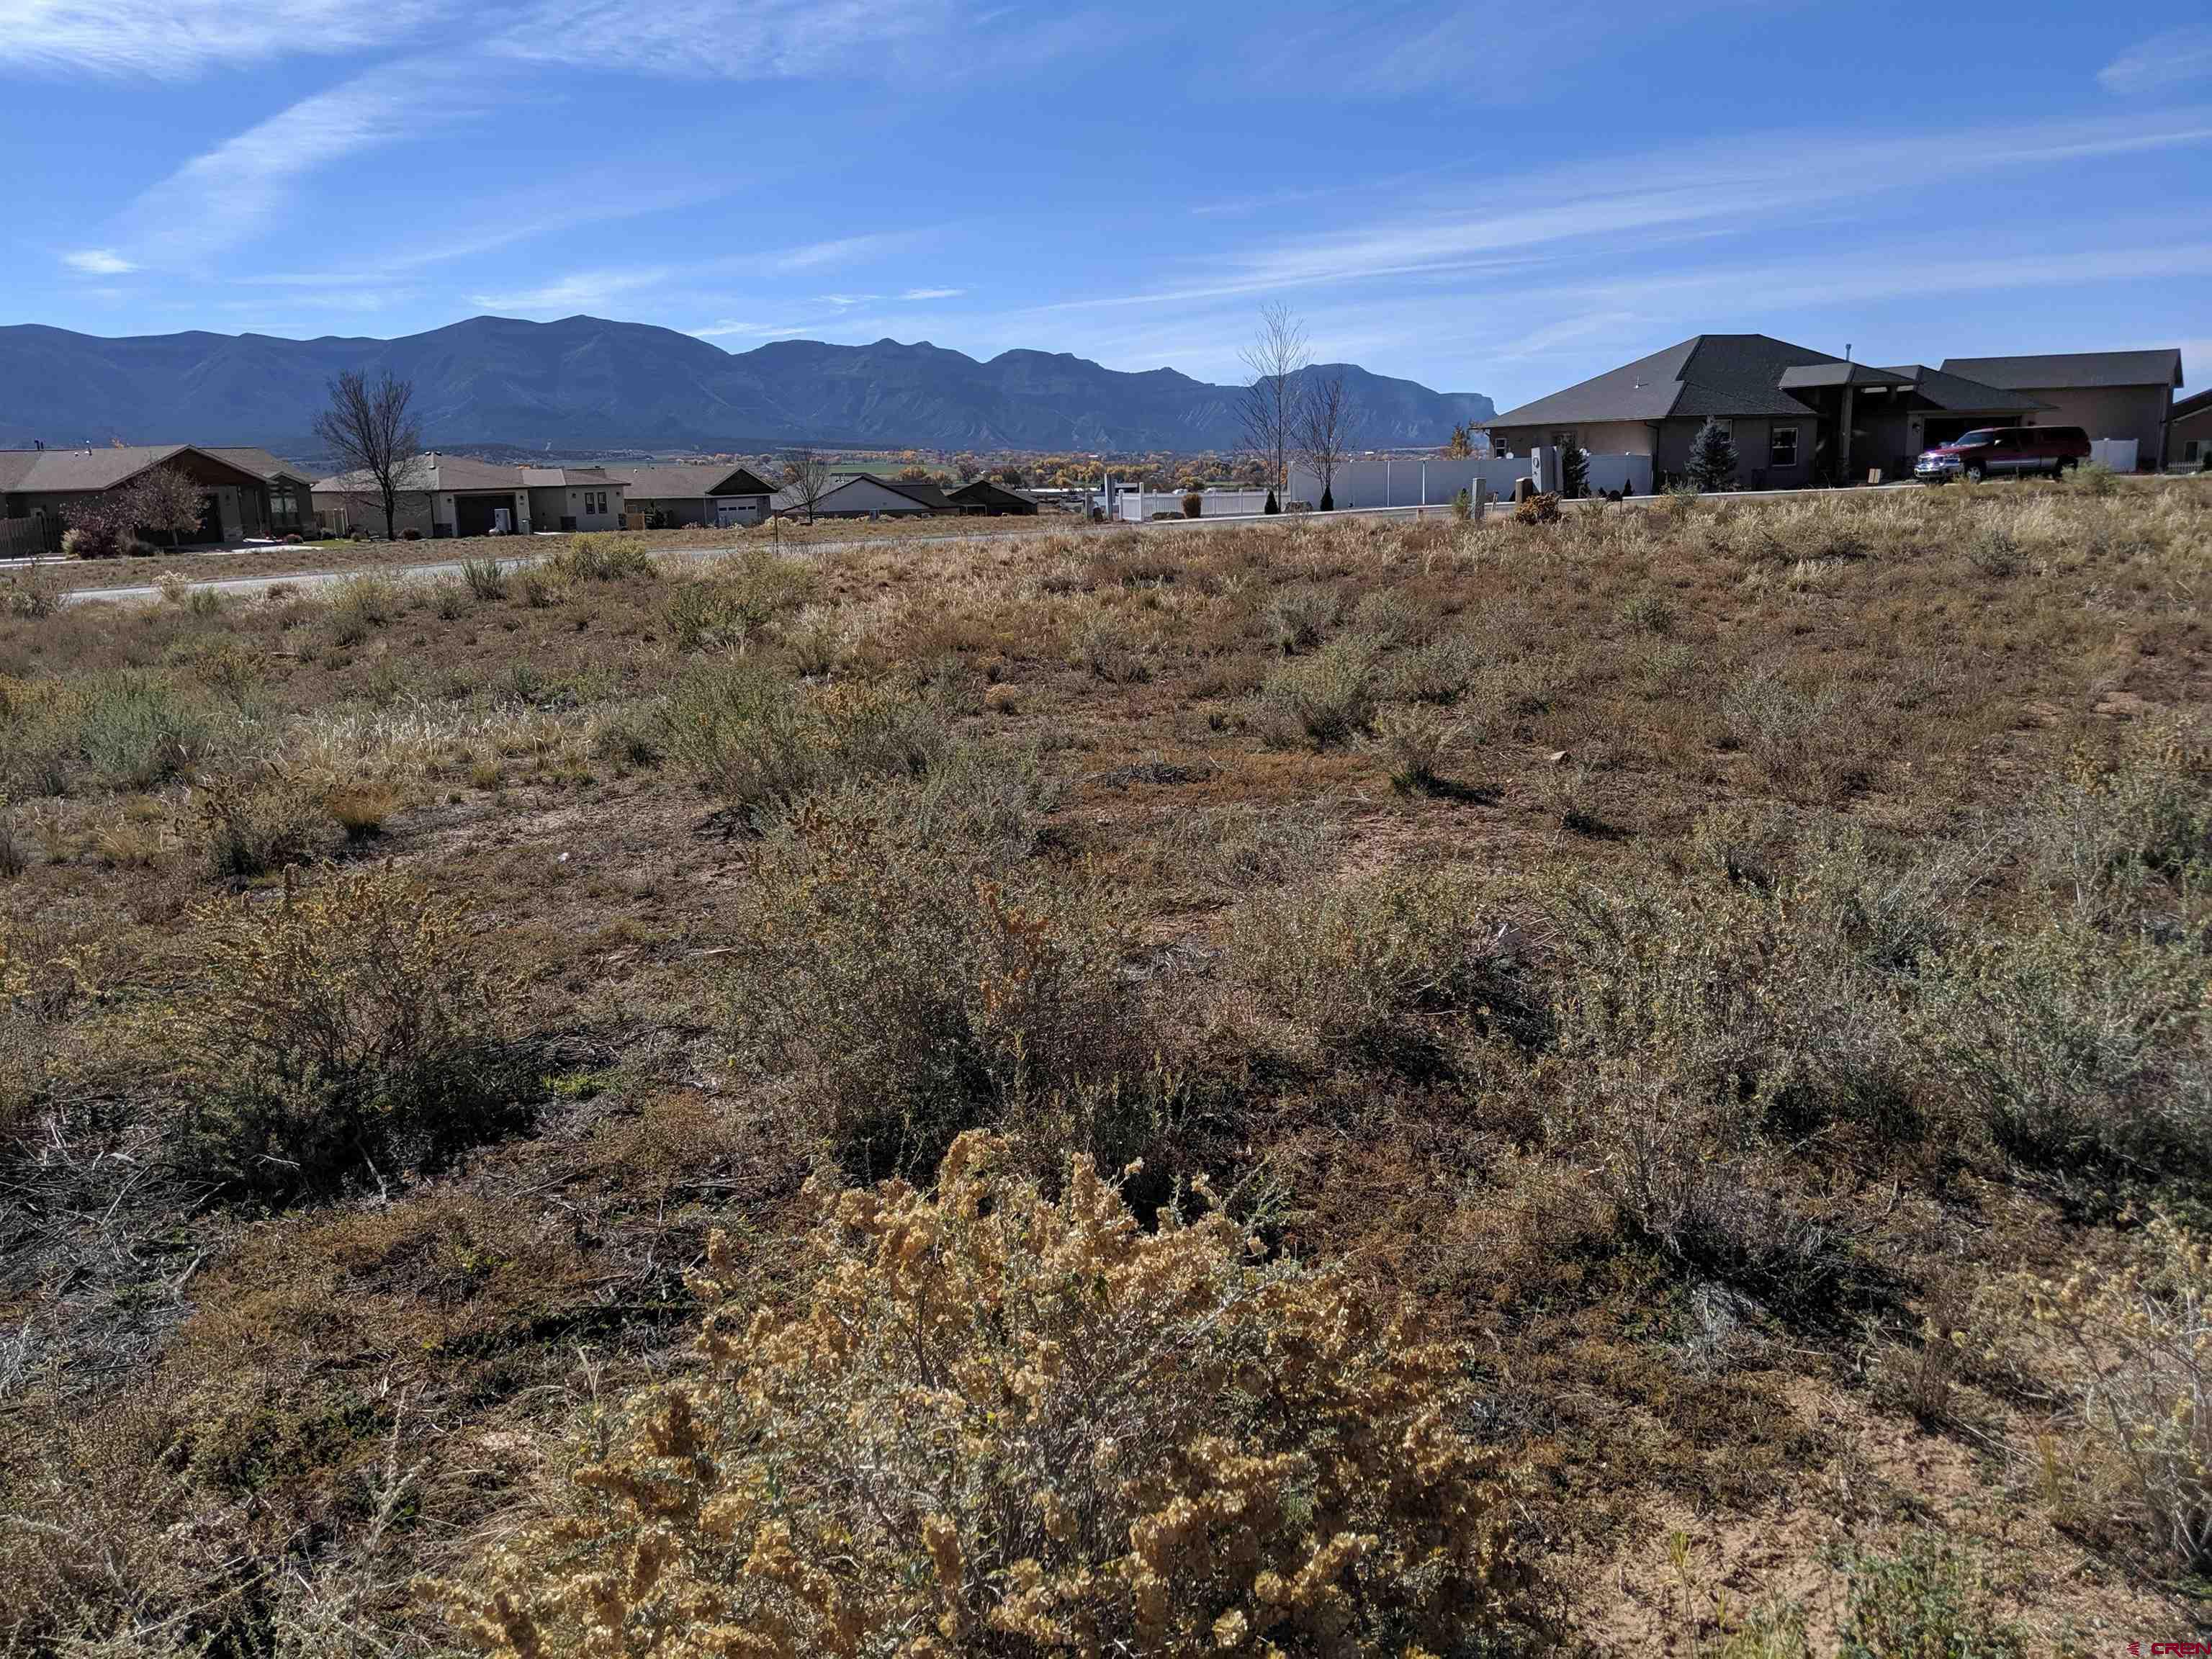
1965, 463, 1985, 482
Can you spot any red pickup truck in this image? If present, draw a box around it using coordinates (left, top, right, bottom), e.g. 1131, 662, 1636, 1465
1915, 425, 2092, 482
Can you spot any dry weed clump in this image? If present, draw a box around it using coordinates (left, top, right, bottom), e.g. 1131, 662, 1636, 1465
198, 765, 348, 877
1375, 702, 1460, 793
660, 657, 950, 819
1, 667, 219, 795
1230, 865, 1544, 1064
1984, 1215, 2212, 1571
719, 811, 1161, 1182
1262, 635, 1379, 747
547, 534, 658, 584
1719, 665, 1873, 799
665, 548, 816, 651
458, 1132, 1535, 1658
150, 866, 529, 1195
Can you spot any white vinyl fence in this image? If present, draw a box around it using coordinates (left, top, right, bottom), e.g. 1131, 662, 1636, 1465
1290, 449, 1652, 509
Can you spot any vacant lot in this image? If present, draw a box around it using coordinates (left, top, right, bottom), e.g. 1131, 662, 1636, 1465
4, 478, 2210, 1655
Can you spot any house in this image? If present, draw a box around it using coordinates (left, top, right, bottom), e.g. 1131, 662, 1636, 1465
1485, 336, 2052, 487
0, 442, 306, 552
621, 463, 778, 529
519, 467, 629, 533
313, 454, 634, 539
315, 453, 526, 539
945, 478, 1039, 516
779, 474, 954, 519
2167, 388, 2212, 471
1939, 351, 2185, 472
204, 448, 321, 536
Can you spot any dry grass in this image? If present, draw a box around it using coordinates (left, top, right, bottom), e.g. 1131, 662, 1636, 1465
3, 476, 2211, 1653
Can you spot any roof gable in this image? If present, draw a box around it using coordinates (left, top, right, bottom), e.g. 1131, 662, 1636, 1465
0, 443, 267, 495
1490, 334, 1844, 428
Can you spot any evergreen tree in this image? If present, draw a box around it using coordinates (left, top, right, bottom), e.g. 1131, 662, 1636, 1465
1264, 488, 1280, 515
1686, 418, 1738, 492
1557, 435, 1589, 500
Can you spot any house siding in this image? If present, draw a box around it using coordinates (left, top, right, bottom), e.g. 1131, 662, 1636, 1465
629, 494, 770, 528
2170, 402, 2212, 469
2020, 385, 2174, 469
311, 487, 436, 539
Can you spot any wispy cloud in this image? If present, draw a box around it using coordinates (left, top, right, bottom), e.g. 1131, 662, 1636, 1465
2, 0, 446, 77
901, 286, 965, 300
60, 248, 135, 275
768, 234, 905, 271
120, 68, 470, 267
490, 0, 956, 78
817, 292, 882, 307
472, 267, 674, 312
2100, 27, 2212, 95
1027, 109, 2212, 318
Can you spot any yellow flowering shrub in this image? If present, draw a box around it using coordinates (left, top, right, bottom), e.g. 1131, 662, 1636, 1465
459, 1132, 1535, 1657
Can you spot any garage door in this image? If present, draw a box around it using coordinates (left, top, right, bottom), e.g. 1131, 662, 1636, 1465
456, 495, 505, 537
715, 498, 759, 527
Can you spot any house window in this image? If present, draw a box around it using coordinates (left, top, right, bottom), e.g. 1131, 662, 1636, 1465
1770, 427, 1800, 468
1549, 430, 1578, 451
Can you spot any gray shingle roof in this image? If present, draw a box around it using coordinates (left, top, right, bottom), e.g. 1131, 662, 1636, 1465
1938, 350, 2183, 391
426, 455, 524, 491
1876, 366, 2051, 415
2172, 387, 2212, 420
1776, 362, 1915, 391
0, 443, 288, 495
1489, 335, 1845, 428
0, 443, 192, 493
202, 446, 318, 487
621, 464, 776, 499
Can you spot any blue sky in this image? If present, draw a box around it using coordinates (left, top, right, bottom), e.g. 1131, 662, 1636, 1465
2, 0, 2208, 408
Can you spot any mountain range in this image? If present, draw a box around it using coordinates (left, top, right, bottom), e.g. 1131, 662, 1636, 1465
0, 314, 1492, 460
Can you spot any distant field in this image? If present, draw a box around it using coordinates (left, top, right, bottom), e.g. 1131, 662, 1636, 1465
4, 476, 2211, 1653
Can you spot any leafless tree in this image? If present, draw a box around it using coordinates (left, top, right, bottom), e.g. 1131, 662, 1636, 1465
1295, 371, 1362, 509
1238, 302, 1310, 503
133, 464, 207, 548
60, 464, 206, 557
313, 370, 422, 541
778, 449, 834, 524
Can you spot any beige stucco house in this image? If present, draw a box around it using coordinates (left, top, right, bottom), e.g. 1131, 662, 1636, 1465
1485, 336, 2052, 487
1941, 351, 2184, 472
520, 467, 629, 532
314, 454, 634, 538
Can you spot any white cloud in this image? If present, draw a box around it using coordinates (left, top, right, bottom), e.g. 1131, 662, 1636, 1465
2100, 27, 2212, 95
61, 248, 135, 274
767, 234, 904, 271
0, 0, 445, 76
490, 0, 956, 78
122, 69, 468, 267
901, 286, 965, 300
817, 292, 882, 307
470, 267, 674, 313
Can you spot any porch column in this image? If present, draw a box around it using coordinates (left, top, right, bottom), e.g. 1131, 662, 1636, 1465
1839, 387, 1855, 482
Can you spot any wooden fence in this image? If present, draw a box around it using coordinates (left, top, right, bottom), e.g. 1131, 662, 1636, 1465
0, 516, 55, 560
